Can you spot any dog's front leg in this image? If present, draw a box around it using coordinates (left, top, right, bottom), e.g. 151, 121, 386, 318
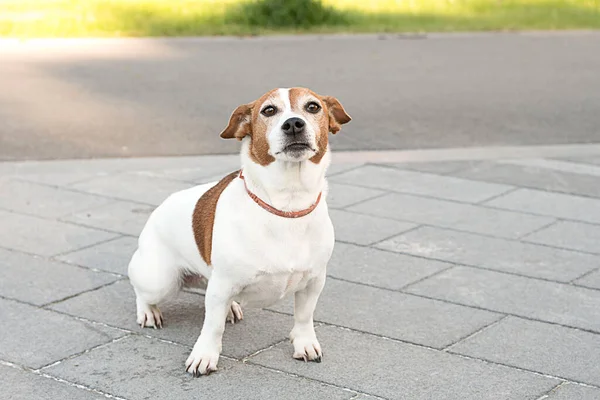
290, 271, 326, 362
185, 275, 232, 376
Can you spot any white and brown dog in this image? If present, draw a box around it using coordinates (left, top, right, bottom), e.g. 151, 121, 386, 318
128, 87, 351, 376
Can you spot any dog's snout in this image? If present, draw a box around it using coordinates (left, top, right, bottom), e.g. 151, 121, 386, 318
281, 117, 305, 135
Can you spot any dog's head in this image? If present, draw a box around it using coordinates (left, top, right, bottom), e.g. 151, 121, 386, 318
220, 88, 351, 165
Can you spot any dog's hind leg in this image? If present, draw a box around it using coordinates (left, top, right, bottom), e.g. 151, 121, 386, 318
128, 247, 181, 329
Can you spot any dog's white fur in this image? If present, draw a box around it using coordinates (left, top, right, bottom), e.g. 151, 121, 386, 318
128, 88, 349, 376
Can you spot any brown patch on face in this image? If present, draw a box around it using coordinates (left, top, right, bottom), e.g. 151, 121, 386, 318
192, 170, 239, 266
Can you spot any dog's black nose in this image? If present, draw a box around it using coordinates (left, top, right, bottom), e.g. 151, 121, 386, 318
281, 117, 305, 135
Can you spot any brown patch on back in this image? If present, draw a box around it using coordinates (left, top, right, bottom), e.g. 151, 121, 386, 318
192, 170, 239, 266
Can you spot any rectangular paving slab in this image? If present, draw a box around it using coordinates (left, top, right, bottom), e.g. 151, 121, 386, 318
0, 248, 120, 306
328, 209, 418, 246
405, 266, 600, 332
327, 182, 385, 209
453, 160, 600, 198
1, 364, 106, 400
0, 179, 111, 219
250, 325, 558, 400
523, 220, 600, 254
49, 280, 292, 360
56, 236, 138, 275
486, 188, 600, 223
0, 210, 118, 257
269, 278, 502, 349
45, 335, 352, 400
376, 226, 598, 282
327, 242, 451, 291
450, 316, 600, 386
330, 165, 513, 203
62, 200, 155, 237
0, 298, 124, 369
348, 192, 555, 239
574, 269, 600, 290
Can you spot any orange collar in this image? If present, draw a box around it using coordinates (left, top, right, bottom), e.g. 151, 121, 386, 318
238, 170, 322, 218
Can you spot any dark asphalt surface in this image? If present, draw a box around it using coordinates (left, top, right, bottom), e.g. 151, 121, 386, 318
1, 32, 599, 161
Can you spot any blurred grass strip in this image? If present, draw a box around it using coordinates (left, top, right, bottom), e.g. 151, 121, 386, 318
1, 0, 599, 38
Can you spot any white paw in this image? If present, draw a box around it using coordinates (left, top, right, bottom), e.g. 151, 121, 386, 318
290, 331, 322, 363
136, 303, 163, 329
185, 344, 220, 377
227, 301, 244, 324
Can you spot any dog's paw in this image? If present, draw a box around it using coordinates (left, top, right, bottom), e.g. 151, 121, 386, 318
136, 304, 163, 329
185, 344, 220, 377
291, 333, 322, 363
227, 301, 244, 324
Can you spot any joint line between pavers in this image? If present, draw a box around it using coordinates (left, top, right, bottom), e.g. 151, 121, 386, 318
442, 315, 509, 352
37, 370, 131, 400
450, 352, 600, 390
37, 334, 132, 372
338, 238, 600, 288
535, 381, 570, 400
569, 266, 600, 284
474, 186, 520, 205
332, 190, 391, 211
402, 290, 600, 336
242, 338, 289, 362
325, 163, 366, 178
517, 219, 559, 240
41, 279, 126, 308
245, 362, 385, 400
261, 308, 443, 351
366, 224, 425, 247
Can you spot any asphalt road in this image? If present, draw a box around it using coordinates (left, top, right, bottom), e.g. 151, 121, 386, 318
1, 32, 599, 161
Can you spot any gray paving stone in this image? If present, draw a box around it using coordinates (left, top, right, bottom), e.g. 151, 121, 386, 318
376, 226, 598, 282
329, 209, 417, 246
250, 325, 558, 400
269, 278, 501, 349
0, 210, 118, 257
501, 158, 600, 177
486, 188, 600, 224
62, 200, 154, 236
1, 365, 105, 400
327, 242, 451, 291
574, 269, 600, 290
453, 160, 600, 198
17, 170, 114, 186
524, 221, 600, 254
0, 179, 111, 219
0, 298, 124, 369
451, 316, 600, 386
46, 335, 351, 400
49, 280, 291, 359
326, 162, 364, 177
56, 236, 138, 275
349, 193, 554, 239
546, 383, 600, 400
70, 172, 193, 205
382, 161, 480, 175
0, 248, 119, 306
558, 155, 600, 166
327, 182, 385, 209
136, 160, 240, 183
330, 164, 513, 203
405, 266, 600, 332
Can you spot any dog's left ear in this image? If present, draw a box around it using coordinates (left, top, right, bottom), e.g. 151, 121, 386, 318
320, 96, 351, 134
220, 102, 255, 140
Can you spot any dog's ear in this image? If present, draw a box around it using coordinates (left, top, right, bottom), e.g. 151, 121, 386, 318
320, 96, 351, 134
220, 102, 255, 140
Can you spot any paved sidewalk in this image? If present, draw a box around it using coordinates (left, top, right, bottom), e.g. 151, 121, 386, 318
2, 147, 600, 399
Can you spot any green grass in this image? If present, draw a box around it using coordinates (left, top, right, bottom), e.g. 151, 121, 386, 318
1, 0, 599, 38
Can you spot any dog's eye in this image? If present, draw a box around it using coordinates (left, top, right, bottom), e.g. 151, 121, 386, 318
305, 102, 321, 114
261, 105, 277, 117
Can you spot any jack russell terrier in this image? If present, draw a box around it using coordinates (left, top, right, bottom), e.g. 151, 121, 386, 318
128, 87, 351, 376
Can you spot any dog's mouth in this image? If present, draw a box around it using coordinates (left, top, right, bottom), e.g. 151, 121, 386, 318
282, 142, 314, 153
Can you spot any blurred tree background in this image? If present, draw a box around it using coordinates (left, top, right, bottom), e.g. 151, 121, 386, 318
1, 0, 599, 37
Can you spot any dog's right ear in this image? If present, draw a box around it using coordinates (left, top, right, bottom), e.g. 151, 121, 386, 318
220, 102, 255, 140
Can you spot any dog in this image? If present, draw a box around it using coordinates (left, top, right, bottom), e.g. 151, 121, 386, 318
128, 87, 351, 376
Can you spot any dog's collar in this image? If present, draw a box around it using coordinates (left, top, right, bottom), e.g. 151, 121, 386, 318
238, 170, 322, 218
